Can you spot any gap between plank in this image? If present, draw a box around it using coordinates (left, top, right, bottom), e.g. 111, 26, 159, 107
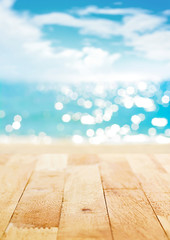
56, 168, 67, 240
148, 154, 167, 173
126, 154, 169, 239
103, 187, 138, 190
1, 165, 35, 239
137, 180, 169, 240
98, 164, 114, 240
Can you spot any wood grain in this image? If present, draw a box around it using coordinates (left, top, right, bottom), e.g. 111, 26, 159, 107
154, 154, 170, 173
126, 154, 170, 238
0, 153, 169, 240
126, 154, 170, 193
2, 224, 57, 240
9, 171, 65, 229
146, 192, 170, 239
0, 157, 35, 238
57, 165, 112, 240
68, 154, 99, 165
105, 189, 168, 240
5, 154, 67, 229
99, 154, 139, 189
0, 155, 11, 166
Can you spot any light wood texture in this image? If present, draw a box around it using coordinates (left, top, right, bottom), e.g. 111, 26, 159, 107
35, 154, 68, 172
99, 154, 139, 189
146, 192, 170, 239
1, 143, 170, 154
126, 154, 170, 193
0, 155, 10, 165
105, 189, 168, 240
154, 154, 170, 173
57, 165, 113, 240
3, 224, 58, 240
0, 153, 169, 240
0, 156, 36, 239
10, 171, 64, 229
126, 154, 170, 239
2, 154, 67, 240
68, 154, 99, 165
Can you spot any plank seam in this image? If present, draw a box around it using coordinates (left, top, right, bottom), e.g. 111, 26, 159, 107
148, 154, 167, 173
56, 168, 67, 240
126, 154, 170, 239
137, 180, 169, 239
1, 166, 35, 239
103, 187, 138, 190
98, 164, 114, 240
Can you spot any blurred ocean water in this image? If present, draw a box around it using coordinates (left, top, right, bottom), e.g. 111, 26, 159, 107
0, 81, 170, 144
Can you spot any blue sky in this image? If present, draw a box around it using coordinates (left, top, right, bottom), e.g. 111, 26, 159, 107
13, 0, 170, 13
0, 0, 170, 82
13, 0, 170, 50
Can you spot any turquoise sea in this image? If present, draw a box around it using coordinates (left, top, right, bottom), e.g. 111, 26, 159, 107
0, 81, 170, 144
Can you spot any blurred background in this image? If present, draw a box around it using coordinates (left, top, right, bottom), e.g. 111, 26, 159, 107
0, 0, 170, 144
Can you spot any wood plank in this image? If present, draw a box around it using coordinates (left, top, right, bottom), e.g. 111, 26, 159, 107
154, 154, 170, 173
0, 155, 11, 166
126, 154, 170, 193
6, 154, 39, 166
0, 154, 32, 166
2, 224, 57, 240
105, 189, 168, 240
2, 154, 67, 240
35, 154, 67, 172
146, 192, 170, 239
68, 154, 99, 165
1, 153, 169, 240
57, 165, 112, 240
0, 156, 36, 239
99, 154, 139, 189
126, 154, 159, 172
9, 171, 65, 229
126, 154, 170, 238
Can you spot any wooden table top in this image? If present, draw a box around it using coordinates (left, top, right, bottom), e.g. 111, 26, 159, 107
0, 153, 170, 240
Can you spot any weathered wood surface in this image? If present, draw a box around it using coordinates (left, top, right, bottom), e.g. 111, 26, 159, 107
57, 165, 112, 240
0, 153, 169, 240
105, 189, 168, 240
0, 155, 36, 239
154, 154, 170, 173
99, 154, 139, 189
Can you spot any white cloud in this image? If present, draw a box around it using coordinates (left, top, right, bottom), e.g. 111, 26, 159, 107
71, 6, 169, 62
0, 1, 122, 82
163, 9, 170, 15
33, 12, 120, 38
74, 6, 145, 16
127, 30, 170, 60
0, 0, 170, 83
0, 0, 14, 8
121, 13, 170, 61
72, 6, 166, 35
122, 13, 166, 34
32, 7, 168, 61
